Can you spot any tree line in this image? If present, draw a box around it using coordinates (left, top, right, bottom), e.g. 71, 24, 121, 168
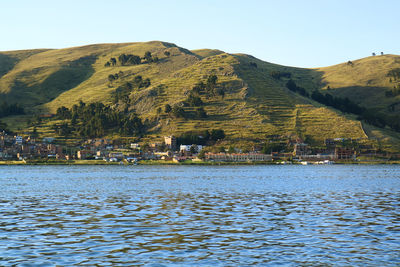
104, 51, 159, 67
191, 75, 225, 98
270, 71, 291, 80
312, 89, 400, 131
308, 85, 400, 132
162, 103, 207, 120
386, 68, 400, 97
112, 75, 151, 104
284, 79, 400, 132
286, 79, 309, 97
159, 75, 226, 119
310, 90, 365, 115
55, 101, 144, 138
0, 102, 24, 118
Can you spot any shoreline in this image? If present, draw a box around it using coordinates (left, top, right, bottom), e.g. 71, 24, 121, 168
0, 159, 399, 166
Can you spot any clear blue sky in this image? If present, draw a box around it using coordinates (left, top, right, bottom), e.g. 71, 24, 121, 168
2, 0, 399, 67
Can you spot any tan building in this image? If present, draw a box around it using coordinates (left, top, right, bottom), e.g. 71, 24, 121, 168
164, 136, 176, 150
77, 150, 95, 160
205, 152, 272, 162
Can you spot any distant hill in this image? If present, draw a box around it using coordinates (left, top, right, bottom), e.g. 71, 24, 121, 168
315, 54, 400, 115
0, 41, 399, 151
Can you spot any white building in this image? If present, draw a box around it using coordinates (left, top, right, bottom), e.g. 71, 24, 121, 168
180, 144, 203, 153
130, 143, 140, 149
15, 136, 23, 144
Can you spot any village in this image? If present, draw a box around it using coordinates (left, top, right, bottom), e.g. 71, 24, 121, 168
0, 130, 396, 164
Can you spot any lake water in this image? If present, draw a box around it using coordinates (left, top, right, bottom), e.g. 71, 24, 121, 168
0, 165, 399, 266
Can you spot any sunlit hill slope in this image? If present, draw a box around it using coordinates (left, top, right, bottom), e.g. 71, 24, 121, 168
0, 41, 399, 151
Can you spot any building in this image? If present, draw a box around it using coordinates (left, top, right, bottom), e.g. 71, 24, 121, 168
325, 139, 336, 147
77, 150, 95, 160
335, 147, 356, 160
180, 144, 203, 153
108, 152, 124, 160
154, 151, 173, 159
130, 143, 140, 149
164, 136, 176, 150
294, 143, 309, 156
205, 152, 272, 162
180, 145, 192, 152
300, 153, 336, 161
15, 136, 23, 145
42, 137, 55, 143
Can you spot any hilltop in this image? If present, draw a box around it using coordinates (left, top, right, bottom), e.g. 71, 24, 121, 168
0, 41, 399, 152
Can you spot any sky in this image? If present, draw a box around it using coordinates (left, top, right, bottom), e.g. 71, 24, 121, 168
1, 0, 399, 67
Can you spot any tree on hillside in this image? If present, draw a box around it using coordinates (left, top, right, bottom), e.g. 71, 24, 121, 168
186, 94, 203, 107
205, 75, 218, 96
144, 51, 153, 62
128, 55, 141, 65
110, 58, 117, 66
164, 104, 172, 113
134, 75, 143, 84
372, 52, 376, 56
164, 51, 170, 57
142, 78, 151, 88
118, 54, 141, 65
216, 88, 225, 99
210, 129, 225, 141
192, 81, 206, 94
189, 144, 198, 154
56, 106, 72, 119
206, 75, 218, 88
195, 107, 207, 118
0, 103, 25, 118
171, 105, 185, 118
108, 74, 116, 82
118, 54, 128, 65
286, 79, 297, 91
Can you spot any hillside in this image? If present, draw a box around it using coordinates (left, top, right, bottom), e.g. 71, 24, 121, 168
0, 41, 399, 151
315, 54, 400, 115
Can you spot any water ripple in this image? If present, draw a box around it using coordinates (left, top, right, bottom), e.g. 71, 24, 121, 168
0, 165, 399, 265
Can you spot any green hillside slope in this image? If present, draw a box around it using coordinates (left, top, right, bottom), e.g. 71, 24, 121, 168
0, 42, 399, 151
315, 54, 400, 115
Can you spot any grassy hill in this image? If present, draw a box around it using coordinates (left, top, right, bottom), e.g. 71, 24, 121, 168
0, 41, 399, 151
314, 54, 400, 115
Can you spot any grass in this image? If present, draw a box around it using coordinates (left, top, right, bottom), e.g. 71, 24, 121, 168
314, 54, 400, 114
0, 41, 399, 150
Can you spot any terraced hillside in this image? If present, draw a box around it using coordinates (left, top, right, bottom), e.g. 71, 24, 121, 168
0, 41, 399, 151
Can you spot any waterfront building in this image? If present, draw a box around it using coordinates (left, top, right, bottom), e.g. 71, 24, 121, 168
164, 136, 177, 150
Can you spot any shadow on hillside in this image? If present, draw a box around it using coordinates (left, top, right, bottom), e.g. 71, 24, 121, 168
0, 54, 18, 78
324, 85, 387, 103
298, 69, 394, 108
9, 55, 97, 111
